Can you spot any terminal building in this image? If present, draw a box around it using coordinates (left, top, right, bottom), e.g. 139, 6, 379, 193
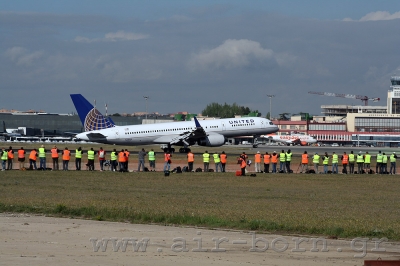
273, 76, 400, 147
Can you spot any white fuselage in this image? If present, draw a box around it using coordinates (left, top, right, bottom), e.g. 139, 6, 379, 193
76, 117, 278, 146
265, 134, 317, 144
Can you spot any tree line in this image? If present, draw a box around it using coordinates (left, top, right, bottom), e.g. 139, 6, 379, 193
201, 103, 260, 118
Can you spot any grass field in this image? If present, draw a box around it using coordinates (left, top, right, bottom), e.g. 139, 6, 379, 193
1, 169, 399, 240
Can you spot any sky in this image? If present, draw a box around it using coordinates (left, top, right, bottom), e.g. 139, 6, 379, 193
1, 0, 400, 117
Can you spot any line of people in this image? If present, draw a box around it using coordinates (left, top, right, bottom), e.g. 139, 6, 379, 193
305, 150, 397, 174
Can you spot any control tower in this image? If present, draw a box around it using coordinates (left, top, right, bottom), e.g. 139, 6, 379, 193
388, 76, 400, 114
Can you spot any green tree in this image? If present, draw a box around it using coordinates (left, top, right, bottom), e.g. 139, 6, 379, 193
202, 103, 259, 118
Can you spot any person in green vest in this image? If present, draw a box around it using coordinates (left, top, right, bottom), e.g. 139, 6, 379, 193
1, 147, 8, 171
285, 149, 292, 173
38, 145, 47, 170
213, 152, 221, 172
87, 148, 95, 171
203, 151, 210, 172
110, 149, 118, 171
364, 151, 371, 174
376, 151, 383, 174
356, 151, 364, 174
279, 150, 286, 173
389, 152, 397, 175
75, 147, 82, 171
323, 152, 329, 174
381, 152, 388, 174
313, 152, 320, 173
348, 151, 355, 174
148, 149, 156, 171
331, 152, 338, 174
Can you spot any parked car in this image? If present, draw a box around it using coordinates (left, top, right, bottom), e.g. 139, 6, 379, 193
331, 143, 339, 147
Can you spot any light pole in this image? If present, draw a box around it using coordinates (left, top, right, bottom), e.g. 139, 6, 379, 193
267, 95, 275, 120
143, 96, 149, 121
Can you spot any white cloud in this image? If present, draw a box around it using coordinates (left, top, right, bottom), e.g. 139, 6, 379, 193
189, 39, 285, 70
344, 11, 400, 22
75, 30, 149, 43
5, 46, 44, 66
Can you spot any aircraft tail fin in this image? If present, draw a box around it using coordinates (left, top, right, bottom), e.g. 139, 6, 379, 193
70, 94, 115, 132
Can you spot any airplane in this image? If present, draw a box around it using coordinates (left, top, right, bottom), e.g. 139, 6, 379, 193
261, 132, 317, 146
71, 94, 279, 151
0, 121, 22, 139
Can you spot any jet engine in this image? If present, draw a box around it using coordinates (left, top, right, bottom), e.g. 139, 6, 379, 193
197, 133, 225, 147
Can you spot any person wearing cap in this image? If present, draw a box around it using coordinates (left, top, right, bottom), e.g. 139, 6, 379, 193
348, 151, 355, 174
390, 152, 397, 175
285, 149, 292, 173
254, 151, 261, 173
279, 150, 286, 173
356, 151, 364, 174
313, 152, 320, 173
271, 151, 278, 173
381, 152, 388, 174
376, 151, 383, 174
364, 151, 371, 174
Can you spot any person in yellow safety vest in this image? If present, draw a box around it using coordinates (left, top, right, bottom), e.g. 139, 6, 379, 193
51, 145, 60, 171
29, 148, 38, 170
323, 152, 329, 174
87, 148, 95, 171
17, 147, 26, 170
356, 151, 364, 174
364, 151, 371, 174
62, 147, 71, 171
1, 147, 8, 171
213, 152, 221, 172
300, 151, 309, 173
203, 151, 210, 172
285, 149, 292, 173
187, 149, 194, 172
254, 151, 261, 173
331, 152, 338, 174
148, 149, 156, 171
381, 152, 388, 174
38, 145, 46, 170
279, 150, 286, 173
110, 149, 118, 172
389, 152, 397, 175
263, 152, 271, 173
348, 151, 355, 174
7, 146, 14, 170
75, 147, 82, 171
313, 152, 320, 173
376, 151, 383, 174
220, 151, 227, 172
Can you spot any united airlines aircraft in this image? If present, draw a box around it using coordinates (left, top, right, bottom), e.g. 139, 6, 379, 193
71, 94, 279, 149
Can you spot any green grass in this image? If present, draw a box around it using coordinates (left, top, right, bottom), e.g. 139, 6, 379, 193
1, 170, 399, 240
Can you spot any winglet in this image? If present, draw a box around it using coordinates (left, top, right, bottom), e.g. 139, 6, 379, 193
194, 116, 202, 128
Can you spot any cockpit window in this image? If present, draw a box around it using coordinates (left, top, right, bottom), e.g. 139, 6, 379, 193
269, 122, 274, 125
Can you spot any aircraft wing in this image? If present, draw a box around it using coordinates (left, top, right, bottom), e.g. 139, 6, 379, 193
154, 117, 208, 146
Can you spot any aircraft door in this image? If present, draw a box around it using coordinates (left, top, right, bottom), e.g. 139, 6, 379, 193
260, 119, 267, 129
221, 121, 226, 131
